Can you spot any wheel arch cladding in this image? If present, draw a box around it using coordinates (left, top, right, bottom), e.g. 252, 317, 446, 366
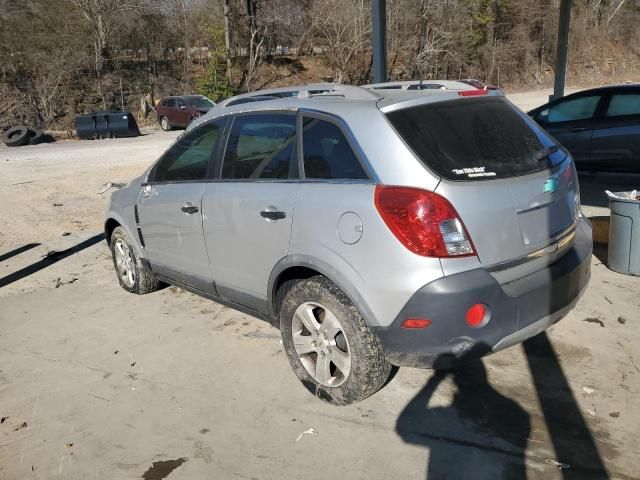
104, 218, 121, 244
268, 255, 379, 326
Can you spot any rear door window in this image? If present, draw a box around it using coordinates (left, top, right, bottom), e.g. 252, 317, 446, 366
386, 97, 561, 180
166, 98, 176, 108
606, 93, 640, 117
221, 113, 296, 179
153, 120, 224, 182
302, 117, 368, 180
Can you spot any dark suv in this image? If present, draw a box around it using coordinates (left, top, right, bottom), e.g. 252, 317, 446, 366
157, 95, 216, 131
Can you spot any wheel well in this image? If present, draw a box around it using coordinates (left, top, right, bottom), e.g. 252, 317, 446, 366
104, 218, 120, 245
273, 266, 322, 315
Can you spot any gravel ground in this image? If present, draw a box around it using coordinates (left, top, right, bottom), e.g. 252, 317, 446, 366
1, 92, 639, 480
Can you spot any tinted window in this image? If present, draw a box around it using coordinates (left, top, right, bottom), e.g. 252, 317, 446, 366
166, 98, 176, 108
542, 95, 600, 123
222, 114, 295, 179
606, 93, 640, 117
154, 121, 224, 182
176, 99, 187, 108
386, 97, 560, 180
302, 118, 367, 180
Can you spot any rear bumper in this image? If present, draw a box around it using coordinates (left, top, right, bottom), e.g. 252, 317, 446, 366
373, 217, 592, 368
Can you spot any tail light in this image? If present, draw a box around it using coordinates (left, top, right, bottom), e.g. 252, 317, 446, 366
374, 185, 476, 258
458, 89, 489, 97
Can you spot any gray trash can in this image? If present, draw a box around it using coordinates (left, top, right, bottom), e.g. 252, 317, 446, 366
607, 191, 640, 276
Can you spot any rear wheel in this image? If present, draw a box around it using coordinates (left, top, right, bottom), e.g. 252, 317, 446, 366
110, 226, 159, 294
160, 116, 171, 131
280, 276, 391, 405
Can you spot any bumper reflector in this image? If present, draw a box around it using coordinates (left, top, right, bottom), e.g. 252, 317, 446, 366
402, 318, 432, 329
466, 303, 489, 328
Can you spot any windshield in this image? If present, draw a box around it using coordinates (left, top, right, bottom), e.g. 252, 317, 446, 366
186, 97, 215, 108
386, 97, 563, 180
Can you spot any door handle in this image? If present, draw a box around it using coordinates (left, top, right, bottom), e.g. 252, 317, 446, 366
571, 127, 586, 132
181, 203, 199, 215
260, 208, 286, 221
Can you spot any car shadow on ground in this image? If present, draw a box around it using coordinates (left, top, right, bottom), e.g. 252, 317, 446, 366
396, 335, 609, 479
0, 234, 104, 289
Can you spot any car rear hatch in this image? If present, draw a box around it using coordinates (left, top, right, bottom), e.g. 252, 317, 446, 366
384, 96, 579, 268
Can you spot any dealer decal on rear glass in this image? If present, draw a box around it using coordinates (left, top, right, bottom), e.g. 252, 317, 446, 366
451, 167, 497, 178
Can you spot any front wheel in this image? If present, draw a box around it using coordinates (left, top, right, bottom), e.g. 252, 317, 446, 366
110, 226, 159, 294
280, 276, 391, 405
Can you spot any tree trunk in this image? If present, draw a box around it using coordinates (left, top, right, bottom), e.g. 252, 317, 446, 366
223, 0, 232, 82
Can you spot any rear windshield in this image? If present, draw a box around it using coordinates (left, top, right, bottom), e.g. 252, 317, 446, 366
386, 97, 562, 180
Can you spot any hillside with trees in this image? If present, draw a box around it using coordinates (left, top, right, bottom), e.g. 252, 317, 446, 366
1, 0, 639, 130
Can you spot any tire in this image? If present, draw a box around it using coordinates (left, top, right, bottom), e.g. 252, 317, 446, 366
28, 129, 43, 145
2, 126, 29, 147
110, 226, 159, 295
280, 276, 391, 405
160, 116, 171, 131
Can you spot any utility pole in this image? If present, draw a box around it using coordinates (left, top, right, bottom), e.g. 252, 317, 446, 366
372, 0, 387, 83
551, 0, 572, 101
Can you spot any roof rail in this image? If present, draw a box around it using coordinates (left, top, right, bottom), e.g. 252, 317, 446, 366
215, 83, 380, 108
296, 83, 382, 100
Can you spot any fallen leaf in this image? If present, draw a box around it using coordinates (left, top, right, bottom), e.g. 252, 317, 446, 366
13, 422, 27, 431
65, 443, 73, 448
1, 416, 8, 424
609, 412, 620, 418
583, 317, 605, 327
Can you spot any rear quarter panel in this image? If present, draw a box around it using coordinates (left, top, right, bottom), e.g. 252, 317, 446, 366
289, 183, 444, 327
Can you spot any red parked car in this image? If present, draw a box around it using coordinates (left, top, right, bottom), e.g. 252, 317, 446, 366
156, 95, 216, 131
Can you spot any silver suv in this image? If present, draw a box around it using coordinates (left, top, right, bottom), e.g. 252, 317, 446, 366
105, 84, 592, 404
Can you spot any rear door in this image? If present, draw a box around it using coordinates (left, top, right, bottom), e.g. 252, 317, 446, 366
139, 119, 226, 290
386, 97, 578, 267
589, 90, 640, 172
201, 112, 298, 309
532, 94, 604, 167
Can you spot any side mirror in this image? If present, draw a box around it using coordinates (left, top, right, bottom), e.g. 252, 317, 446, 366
179, 105, 187, 110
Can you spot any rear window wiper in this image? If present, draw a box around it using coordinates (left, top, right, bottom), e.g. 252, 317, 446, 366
533, 144, 561, 162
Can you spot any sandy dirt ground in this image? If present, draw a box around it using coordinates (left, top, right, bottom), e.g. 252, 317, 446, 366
1, 91, 639, 480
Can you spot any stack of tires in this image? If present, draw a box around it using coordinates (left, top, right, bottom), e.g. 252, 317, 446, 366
2, 126, 54, 147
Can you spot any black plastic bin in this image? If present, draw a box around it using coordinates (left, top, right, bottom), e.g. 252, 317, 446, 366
74, 111, 141, 139
75, 114, 97, 139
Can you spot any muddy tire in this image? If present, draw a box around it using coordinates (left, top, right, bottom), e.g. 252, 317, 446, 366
2, 126, 29, 147
110, 226, 159, 295
160, 116, 171, 131
280, 276, 391, 405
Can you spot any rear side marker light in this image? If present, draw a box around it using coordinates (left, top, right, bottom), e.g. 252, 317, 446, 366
402, 318, 432, 329
466, 303, 489, 328
374, 185, 476, 258
458, 90, 489, 97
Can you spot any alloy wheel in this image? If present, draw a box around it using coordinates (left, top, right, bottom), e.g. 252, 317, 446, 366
114, 239, 136, 288
291, 302, 351, 387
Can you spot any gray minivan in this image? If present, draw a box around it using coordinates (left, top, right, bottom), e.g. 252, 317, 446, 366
105, 84, 591, 404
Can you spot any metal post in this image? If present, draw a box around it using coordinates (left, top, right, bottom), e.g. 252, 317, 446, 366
372, 0, 387, 83
551, 0, 572, 101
